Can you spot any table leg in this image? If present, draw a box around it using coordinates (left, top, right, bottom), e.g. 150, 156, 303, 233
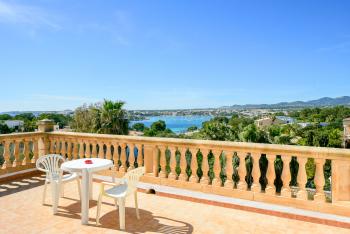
81, 169, 89, 224
89, 171, 93, 200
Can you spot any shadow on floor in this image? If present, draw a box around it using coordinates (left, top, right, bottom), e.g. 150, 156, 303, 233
0, 175, 46, 197
56, 199, 194, 234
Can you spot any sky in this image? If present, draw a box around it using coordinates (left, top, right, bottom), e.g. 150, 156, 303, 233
0, 0, 349, 111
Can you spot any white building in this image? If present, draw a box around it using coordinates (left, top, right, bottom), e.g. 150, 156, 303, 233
343, 118, 350, 148
4, 120, 24, 131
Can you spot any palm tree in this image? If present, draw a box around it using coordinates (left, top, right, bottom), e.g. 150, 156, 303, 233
99, 100, 129, 135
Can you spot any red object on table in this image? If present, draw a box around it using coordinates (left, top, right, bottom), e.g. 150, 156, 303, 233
84, 159, 93, 164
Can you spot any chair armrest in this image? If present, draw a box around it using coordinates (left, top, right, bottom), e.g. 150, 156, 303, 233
99, 179, 126, 194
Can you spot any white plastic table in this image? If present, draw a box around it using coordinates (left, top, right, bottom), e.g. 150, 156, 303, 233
61, 158, 113, 224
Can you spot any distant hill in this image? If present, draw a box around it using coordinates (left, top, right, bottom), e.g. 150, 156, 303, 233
222, 96, 350, 109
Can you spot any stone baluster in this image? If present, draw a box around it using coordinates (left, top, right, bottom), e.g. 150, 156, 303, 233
12, 140, 21, 167
111, 142, 119, 170
281, 154, 292, 197
66, 141, 72, 159
189, 148, 200, 183
158, 146, 167, 178
50, 140, 55, 154
168, 146, 177, 180
32, 139, 39, 163
265, 154, 276, 195
251, 152, 261, 192
152, 145, 159, 177
2, 140, 11, 169
119, 143, 127, 173
211, 149, 222, 187
200, 148, 210, 185
62, 141, 68, 159
71, 140, 78, 159
105, 143, 112, 161
78, 141, 85, 158
24, 140, 31, 165
314, 157, 326, 202
91, 142, 97, 158
237, 151, 246, 190
97, 143, 104, 158
128, 143, 136, 171
179, 147, 188, 181
224, 151, 234, 188
136, 144, 143, 167
297, 156, 308, 200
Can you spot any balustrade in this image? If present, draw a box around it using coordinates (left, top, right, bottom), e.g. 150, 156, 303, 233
1, 131, 350, 216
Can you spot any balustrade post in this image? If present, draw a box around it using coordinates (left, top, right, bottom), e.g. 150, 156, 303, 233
179, 147, 188, 181
251, 152, 261, 192
314, 157, 326, 202
332, 159, 350, 202
224, 151, 234, 188
157, 146, 166, 178
128, 144, 136, 171
281, 155, 292, 197
112, 142, 119, 170
237, 151, 246, 190
72, 140, 78, 159
211, 149, 222, 187
61, 141, 67, 158
168, 146, 177, 180
91, 142, 97, 158
2, 141, 11, 169
200, 149, 210, 185
50, 140, 55, 154
105, 143, 112, 160
32, 139, 39, 163
136, 144, 143, 167
265, 154, 275, 195
24, 140, 31, 165
296, 156, 308, 200
119, 143, 127, 173
79, 141, 85, 158
189, 148, 200, 183
13, 140, 21, 167
142, 144, 157, 175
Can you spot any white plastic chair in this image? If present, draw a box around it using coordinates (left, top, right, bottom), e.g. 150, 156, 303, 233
36, 154, 81, 214
96, 167, 145, 230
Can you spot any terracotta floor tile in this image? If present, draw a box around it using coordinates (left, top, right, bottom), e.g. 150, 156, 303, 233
1, 175, 349, 234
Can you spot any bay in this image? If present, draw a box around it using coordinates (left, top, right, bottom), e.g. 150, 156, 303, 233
130, 115, 212, 134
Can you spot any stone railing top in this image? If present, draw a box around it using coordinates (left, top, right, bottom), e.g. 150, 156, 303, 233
0, 131, 44, 140
47, 131, 350, 160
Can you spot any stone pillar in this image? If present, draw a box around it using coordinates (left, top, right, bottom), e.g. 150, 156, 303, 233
37, 119, 55, 133
37, 119, 55, 159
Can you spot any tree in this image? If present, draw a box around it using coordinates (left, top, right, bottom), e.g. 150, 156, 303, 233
150, 120, 166, 132
14, 113, 36, 121
0, 124, 12, 134
132, 123, 145, 132
38, 113, 72, 128
0, 114, 12, 120
187, 126, 198, 132
99, 100, 129, 135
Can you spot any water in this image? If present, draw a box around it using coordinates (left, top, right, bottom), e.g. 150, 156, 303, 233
130, 115, 212, 134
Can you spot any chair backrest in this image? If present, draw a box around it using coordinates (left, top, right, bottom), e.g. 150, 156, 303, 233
36, 154, 65, 179
123, 167, 145, 195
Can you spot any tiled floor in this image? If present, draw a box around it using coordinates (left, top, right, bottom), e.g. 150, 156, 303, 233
0, 175, 349, 234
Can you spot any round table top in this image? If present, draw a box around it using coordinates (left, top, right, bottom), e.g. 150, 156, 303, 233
61, 158, 113, 172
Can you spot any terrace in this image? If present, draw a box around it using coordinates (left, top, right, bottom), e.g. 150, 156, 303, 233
1, 120, 350, 233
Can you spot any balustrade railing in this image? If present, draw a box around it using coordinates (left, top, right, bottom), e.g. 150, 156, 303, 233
1, 131, 350, 216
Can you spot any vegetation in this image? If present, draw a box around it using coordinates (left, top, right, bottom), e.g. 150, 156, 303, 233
71, 100, 129, 135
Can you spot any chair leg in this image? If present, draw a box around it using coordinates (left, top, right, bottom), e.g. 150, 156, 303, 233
118, 198, 125, 230
60, 184, 65, 198
114, 198, 118, 210
76, 179, 81, 200
51, 182, 59, 214
42, 180, 48, 205
96, 193, 103, 225
134, 191, 140, 219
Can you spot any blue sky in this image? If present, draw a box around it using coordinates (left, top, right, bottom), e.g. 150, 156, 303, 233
0, 0, 349, 111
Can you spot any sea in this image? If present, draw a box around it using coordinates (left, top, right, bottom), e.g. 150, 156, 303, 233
130, 115, 212, 134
